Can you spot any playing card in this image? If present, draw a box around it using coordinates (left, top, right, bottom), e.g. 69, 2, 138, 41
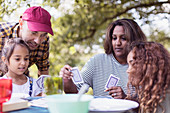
36, 75, 51, 89
70, 67, 84, 84
105, 74, 119, 89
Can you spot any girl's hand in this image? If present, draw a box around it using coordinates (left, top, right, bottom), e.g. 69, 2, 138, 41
105, 86, 126, 99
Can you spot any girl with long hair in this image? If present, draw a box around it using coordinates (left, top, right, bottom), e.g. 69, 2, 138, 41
0, 38, 44, 97
127, 41, 170, 113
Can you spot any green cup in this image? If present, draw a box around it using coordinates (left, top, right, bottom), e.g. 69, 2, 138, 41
44, 76, 63, 95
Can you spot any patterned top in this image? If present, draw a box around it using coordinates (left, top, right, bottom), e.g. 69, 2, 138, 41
0, 22, 50, 76
78, 53, 129, 97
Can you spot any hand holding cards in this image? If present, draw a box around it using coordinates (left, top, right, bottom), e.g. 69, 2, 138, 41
105, 74, 119, 89
36, 75, 51, 89
70, 67, 84, 84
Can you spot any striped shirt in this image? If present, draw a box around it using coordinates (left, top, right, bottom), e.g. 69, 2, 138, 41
78, 53, 129, 97
0, 22, 50, 76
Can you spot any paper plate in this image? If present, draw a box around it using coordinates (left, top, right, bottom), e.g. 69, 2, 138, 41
89, 98, 139, 112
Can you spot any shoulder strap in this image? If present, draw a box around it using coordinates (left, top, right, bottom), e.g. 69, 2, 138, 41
29, 77, 33, 97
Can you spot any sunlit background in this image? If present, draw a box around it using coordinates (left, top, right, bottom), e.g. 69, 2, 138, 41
1, 0, 170, 79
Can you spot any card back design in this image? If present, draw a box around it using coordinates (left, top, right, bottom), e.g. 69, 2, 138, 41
105, 74, 119, 89
36, 75, 51, 89
71, 67, 84, 84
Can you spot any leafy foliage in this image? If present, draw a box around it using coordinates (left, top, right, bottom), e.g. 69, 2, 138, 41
0, 0, 170, 76
48, 0, 170, 76
0, 0, 30, 18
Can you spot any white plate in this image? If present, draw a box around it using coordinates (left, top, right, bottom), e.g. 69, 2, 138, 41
89, 98, 139, 112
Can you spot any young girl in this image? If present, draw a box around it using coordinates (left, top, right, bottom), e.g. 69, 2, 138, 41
126, 41, 170, 113
0, 38, 43, 97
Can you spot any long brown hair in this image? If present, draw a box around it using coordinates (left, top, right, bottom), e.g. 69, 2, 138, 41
127, 41, 170, 113
0, 38, 30, 74
104, 18, 147, 54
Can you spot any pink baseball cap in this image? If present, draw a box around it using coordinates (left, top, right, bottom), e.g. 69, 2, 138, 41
22, 6, 54, 35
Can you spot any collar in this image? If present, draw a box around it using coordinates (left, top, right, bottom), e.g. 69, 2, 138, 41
111, 54, 128, 66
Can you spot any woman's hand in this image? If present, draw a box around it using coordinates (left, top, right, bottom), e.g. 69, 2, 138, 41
105, 86, 126, 99
59, 65, 78, 93
59, 65, 73, 80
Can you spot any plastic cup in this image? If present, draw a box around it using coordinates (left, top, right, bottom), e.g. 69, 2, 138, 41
44, 76, 63, 95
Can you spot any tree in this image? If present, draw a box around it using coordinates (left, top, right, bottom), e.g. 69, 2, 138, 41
48, 0, 170, 76
1, 0, 170, 76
